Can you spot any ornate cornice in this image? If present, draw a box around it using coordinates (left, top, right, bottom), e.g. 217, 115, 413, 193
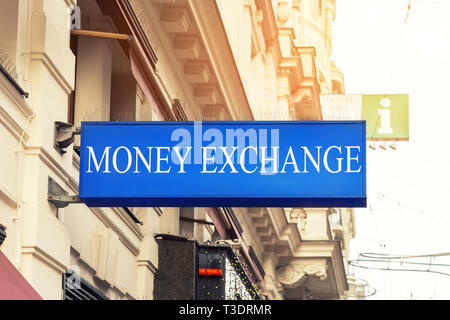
22, 245, 67, 273
277, 262, 328, 289
126, 0, 159, 66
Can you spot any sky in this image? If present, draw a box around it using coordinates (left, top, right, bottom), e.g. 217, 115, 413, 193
332, 0, 450, 299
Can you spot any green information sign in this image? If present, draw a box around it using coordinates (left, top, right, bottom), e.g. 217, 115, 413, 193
321, 94, 409, 141
362, 94, 409, 141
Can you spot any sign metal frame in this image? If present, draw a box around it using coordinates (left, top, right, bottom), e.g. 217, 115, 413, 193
79, 121, 367, 208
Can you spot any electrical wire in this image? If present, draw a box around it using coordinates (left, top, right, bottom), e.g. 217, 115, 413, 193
350, 259, 450, 277
305, 282, 378, 299
349, 251, 450, 278
360, 252, 450, 260
415, 0, 450, 5
369, 0, 411, 141
373, 192, 450, 226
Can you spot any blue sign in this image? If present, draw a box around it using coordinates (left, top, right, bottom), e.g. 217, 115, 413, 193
79, 121, 366, 207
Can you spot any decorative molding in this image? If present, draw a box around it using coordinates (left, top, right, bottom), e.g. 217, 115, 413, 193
260, 235, 276, 245
22, 245, 67, 273
72, 151, 80, 170
264, 274, 284, 295
30, 52, 74, 95
246, 0, 265, 57
252, 216, 269, 228
172, 98, 189, 121
277, 262, 327, 289
67, 156, 145, 256
276, 1, 291, 26
203, 105, 226, 120
247, 207, 264, 218
256, 0, 278, 43
86, 207, 142, 257
24, 146, 71, 184
256, 226, 272, 237
274, 246, 290, 257
69, 154, 144, 244
0, 104, 31, 143
91, 227, 119, 286
125, 0, 198, 122
152, 0, 176, 3
126, 0, 159, 65
137, 259, 157, 274
188, 0, 254, 120
184, 61, 210, 84
288, 208, 307, 232
173, 36, 200, 60
0, 182, 17, 207
194, 85, 218, 105
161, 8, 191, 33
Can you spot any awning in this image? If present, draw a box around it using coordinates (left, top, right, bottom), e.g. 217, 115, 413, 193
0, 251, 42, 300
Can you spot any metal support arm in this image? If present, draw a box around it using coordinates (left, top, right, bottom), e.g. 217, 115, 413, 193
48, 177, 82, 208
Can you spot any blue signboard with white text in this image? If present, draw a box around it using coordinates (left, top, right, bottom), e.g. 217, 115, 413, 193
79, 121, 366, 207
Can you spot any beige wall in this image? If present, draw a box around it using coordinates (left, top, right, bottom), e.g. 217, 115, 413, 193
0, 0, 157, 300
0, 0, 354, 300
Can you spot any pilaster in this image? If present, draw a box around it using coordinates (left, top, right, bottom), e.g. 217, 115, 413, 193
18, 0, 76, 299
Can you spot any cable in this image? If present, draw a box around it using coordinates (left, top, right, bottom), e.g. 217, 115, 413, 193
350, 251, 450, 298
350, 259, 450, 277
374, 192, 450, 226
352, 258, 450, 268
369, 0, 411, 141
305, 282, 378, 299
360, 252, 450, 260
349, 251, 450, 279
415, 0, 450, 5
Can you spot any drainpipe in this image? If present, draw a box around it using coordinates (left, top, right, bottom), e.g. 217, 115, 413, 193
14, 111, 35, 269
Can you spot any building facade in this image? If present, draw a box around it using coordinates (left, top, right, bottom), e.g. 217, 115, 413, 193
0, 0, 357, 300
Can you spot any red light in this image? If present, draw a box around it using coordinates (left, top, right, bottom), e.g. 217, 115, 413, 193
199, 268, 223, 276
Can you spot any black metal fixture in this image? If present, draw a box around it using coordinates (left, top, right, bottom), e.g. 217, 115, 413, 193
0, 64, 29, 98
54, 121, 81, 155
154, 236, 261, 300
0, 224, 6, 246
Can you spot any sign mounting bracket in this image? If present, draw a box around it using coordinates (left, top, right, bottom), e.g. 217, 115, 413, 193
54, 121, 81, 155
47, 177, 82, 208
